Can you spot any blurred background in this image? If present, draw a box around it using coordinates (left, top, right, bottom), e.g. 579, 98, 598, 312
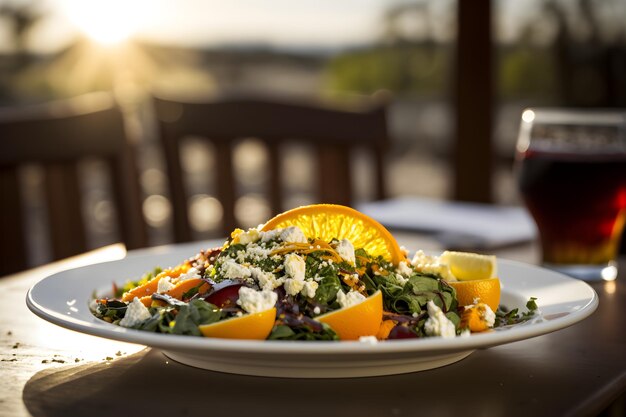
0, 0, 625, 270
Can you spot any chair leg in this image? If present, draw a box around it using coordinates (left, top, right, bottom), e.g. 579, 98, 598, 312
265, 140, 282, 215
110, 152, 148, 250
215, 140, 237, 236
44, 162, 87, 260
161, 130, 192, 243
0, 167, 28, 275
317, 144, 351, 206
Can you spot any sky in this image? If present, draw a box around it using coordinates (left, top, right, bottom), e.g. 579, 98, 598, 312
1, 0, 621, 54
2, 0, 414, 53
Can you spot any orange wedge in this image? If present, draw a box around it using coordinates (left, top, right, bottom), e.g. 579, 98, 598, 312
448, 278, 501, 312
316, 290, 383, 340
261, 204, 404, 264
460, 303, 493, 332
122, 263, 190, 302
198, 308, 277, 340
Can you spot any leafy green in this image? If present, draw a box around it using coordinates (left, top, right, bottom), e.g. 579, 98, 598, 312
171, 300, 222, 335
305, 253, 342, 305
268, 323, 339, 341
495, 297, 539, 327
94, 300, 127, 321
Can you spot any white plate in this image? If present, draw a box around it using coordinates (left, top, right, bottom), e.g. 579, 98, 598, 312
27, 241, 598, 378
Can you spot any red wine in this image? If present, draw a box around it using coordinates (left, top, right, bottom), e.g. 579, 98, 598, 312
518, 150, 626, 265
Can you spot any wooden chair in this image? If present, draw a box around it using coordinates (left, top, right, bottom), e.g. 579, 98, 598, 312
0, 92, 147, 276
153, 93, 390, 242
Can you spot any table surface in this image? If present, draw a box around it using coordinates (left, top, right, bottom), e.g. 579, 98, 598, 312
1, 234, 625, 417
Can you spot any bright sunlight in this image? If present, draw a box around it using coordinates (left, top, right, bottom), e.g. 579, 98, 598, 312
59, 0, 151, 45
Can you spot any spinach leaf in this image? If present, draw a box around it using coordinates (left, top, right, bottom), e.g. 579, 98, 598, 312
94, 300, 127, 321
495, 297, 539, 327
268, 322, 338, 341
171, 300, 221, 336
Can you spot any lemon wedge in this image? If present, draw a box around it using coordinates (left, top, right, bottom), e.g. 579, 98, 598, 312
439, 251, 497, 281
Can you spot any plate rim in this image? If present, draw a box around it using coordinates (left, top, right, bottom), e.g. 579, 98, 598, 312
26, 243, 599, 355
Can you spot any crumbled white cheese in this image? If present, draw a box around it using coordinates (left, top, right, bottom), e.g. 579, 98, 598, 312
156, 276, 175, 293
410, 250, 456, 281
313, 306, 321, 315
246, 245, 271, 261
284, 278, 305, 296
358, 335, 379, 344
301, 280, 319, 298
238, 228, 261, 244
220, 258, 251, 279
236, 287, 278, 314
395, 261, 414, 278
284, 253, 305, 280
260, 228, 282, 242
119, 297, 152, 328
280, 226, 308, 243
336, 289, 366, 309
424, 300, 456, 338
481, 304, 496, 327
335, 238, 356, 264
178, 267, 201, 281
251, 267, 283, 290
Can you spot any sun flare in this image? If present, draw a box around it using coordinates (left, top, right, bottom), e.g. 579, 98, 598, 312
60, 0, 150, 45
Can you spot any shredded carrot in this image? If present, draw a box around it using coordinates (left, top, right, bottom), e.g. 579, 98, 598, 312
270, 239, 344, 263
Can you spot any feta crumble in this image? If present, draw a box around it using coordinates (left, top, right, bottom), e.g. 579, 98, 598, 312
156, 276, 175, 293
284, 278, 305, 296
424, 300, 456, 338
119, 297, 152, 328
335, 238, 356, 264
395, 260, 413, 277
410, 250, 456, 281
280, 226, 308, 243
220, 258, 251, 280
178, 267, 201, 281
336, 289, 366, 309
359, 335, 379, 344
284, 253, 305, 280
236, 287, 278, 314
251, 267, 283, 290
301, 280, 319, 298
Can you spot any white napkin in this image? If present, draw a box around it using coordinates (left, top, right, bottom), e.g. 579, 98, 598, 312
357, 197, 537, 249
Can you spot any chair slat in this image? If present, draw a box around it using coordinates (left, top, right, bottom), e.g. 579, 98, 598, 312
0, 93, 148, 274
43, 161, 86, 260
154, 93, 390, 240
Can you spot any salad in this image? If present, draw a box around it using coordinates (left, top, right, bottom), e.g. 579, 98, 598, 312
92, 204, 536, 341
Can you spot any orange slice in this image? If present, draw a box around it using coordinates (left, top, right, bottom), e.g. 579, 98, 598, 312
198, 308, 276, 340
261, 204, 404, 264
121, 263, 190, 302
460, 303, 493, 332
376, 319, 397, 340
448, 278, 501, 312
316, 290, 383, 340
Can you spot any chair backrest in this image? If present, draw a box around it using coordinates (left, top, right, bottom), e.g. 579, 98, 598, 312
0, 92, 147, 275
153, 93, 390, 241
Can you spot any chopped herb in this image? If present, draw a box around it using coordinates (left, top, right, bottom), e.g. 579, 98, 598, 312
495, 297, 539, 327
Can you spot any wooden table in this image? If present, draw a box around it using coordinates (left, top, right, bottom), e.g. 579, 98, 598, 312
1, 237, 624, 417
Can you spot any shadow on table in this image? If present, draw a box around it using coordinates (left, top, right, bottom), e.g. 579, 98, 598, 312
23, 348, 509, 417
23, 343, 623, 417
